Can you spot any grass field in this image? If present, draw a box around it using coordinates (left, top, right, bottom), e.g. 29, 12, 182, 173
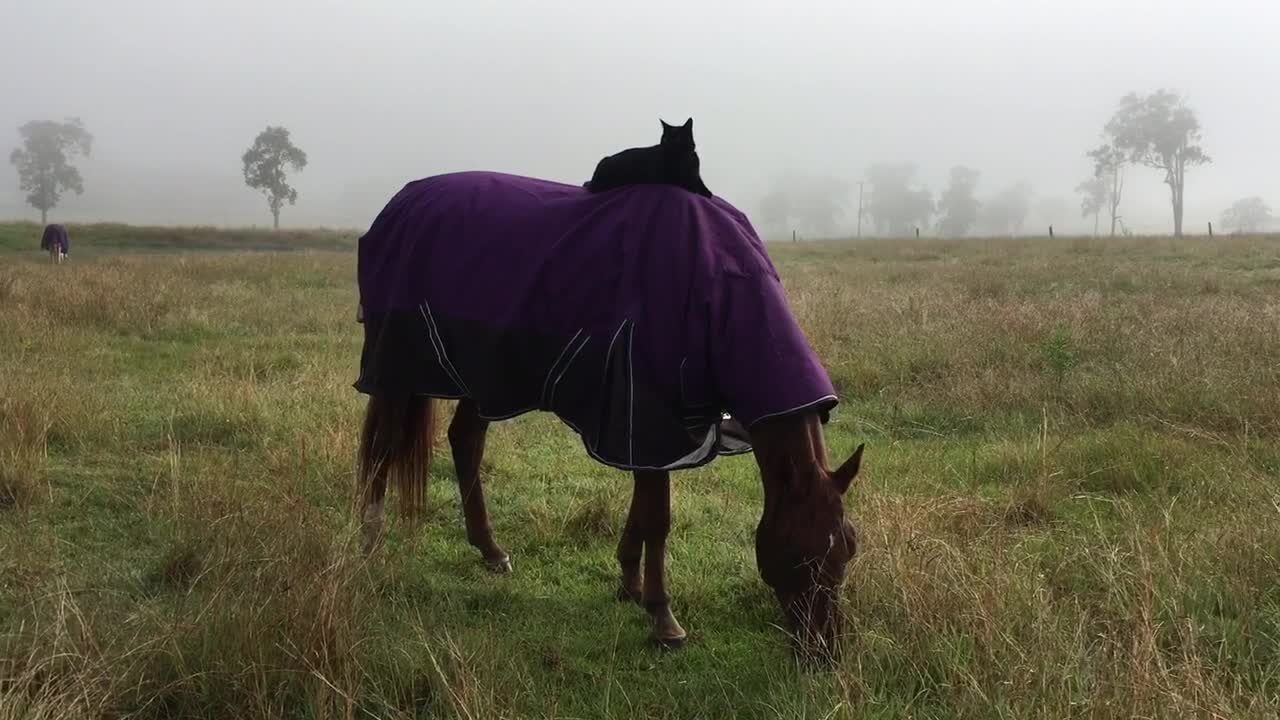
2, 228, 1279, 719
0, 221, 358, 254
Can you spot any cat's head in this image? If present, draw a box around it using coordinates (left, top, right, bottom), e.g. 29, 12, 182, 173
660, 118, 696, 150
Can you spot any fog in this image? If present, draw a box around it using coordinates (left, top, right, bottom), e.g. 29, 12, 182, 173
2, 0, 1277, 236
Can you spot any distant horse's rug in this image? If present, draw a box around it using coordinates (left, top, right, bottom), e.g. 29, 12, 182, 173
40, 224, 69, 254
355, 172, 836, 470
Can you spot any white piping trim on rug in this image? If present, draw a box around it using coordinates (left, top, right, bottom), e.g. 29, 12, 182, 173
540, 328, 584, 407
747, 395, 839, 427
678, 356, 688, 407
548, 332, 590, 410
417, 305, 461, 395
383, 387, 745, 473
420, 300, 472, 397
626, 321, 635, 466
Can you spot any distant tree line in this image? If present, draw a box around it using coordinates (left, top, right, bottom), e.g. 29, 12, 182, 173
5, 88, 1272, 237
758, 162, 1045, 239
1220, 197, 1273, 233
759, 89, 1272, 239
9, 121, 307, 229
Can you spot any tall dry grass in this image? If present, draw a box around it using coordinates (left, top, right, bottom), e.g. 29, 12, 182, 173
0, 397, 50, 511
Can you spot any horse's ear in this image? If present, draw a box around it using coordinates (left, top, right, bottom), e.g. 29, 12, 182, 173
683, 117, 693, 130
661, 119, 673, 130
831, 443, 864, 495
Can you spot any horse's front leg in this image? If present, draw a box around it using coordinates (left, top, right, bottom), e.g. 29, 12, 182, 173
448, 399, 511, 573
627, 470, 687, 648
616, 476, 646, 603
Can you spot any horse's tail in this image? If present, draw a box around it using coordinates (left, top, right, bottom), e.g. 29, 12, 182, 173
357, 394, 436, 519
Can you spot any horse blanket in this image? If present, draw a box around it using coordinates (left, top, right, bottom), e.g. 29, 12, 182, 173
354, 172, 837, 471
40, 224, 69, 254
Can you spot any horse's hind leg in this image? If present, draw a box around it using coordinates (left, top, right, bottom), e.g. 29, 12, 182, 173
629, 470, 687, 648
358, 394, 433, 553
361, 477, 387, 554
358, 396, 395, 554
448, 399, 511, 573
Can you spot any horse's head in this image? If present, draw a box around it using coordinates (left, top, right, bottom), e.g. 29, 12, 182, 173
749, 412, 863, 663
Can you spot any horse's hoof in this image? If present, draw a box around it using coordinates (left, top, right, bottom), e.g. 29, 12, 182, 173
651, 630, 688, 650
485, 556, 513, 574
359, 530, 382, 556
649, 608, 687, 650
616, 585, 643, 604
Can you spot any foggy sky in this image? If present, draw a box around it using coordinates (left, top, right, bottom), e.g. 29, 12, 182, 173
2, 0, 1277, 235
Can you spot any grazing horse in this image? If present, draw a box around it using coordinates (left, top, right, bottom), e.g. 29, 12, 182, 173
354, 172, 864, 660
40, 224, 69, 264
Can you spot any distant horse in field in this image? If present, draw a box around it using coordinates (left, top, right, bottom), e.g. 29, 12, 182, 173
40, 224, 69, 264
354, 172, 864, 661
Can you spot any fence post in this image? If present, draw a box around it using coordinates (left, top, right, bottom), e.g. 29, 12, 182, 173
1208, 222, 1213, 238
1049, 225, 1054, 238
915, 227, 920, 239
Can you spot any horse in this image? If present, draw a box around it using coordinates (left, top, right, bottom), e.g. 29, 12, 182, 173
40, 224, 69, 264
353, 172, 864, 660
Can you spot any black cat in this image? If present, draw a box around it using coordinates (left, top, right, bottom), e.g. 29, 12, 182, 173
584, 118, 712, 197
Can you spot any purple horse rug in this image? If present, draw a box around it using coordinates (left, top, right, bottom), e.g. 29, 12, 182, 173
354, 172, 837, 471
40, 224, 69, 254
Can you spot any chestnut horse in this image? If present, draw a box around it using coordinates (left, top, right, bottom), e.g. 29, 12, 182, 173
354, 172, 863, 660
357, 393, 863, 660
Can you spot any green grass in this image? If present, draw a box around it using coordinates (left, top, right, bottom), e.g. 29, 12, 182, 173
2, 230, 1280, 718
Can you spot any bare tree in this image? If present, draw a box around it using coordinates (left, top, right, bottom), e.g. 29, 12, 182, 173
1076, 175, 1107, 236
1086, 143, 1125, 237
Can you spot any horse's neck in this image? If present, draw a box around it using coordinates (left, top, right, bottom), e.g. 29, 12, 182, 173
750, 413, 827, 506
